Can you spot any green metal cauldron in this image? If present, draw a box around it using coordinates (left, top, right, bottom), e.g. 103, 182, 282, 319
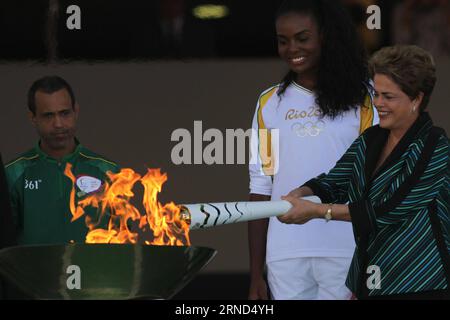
0, 244, 216, 300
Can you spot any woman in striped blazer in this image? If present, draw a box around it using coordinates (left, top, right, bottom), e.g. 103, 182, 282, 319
278, 45, 449, 299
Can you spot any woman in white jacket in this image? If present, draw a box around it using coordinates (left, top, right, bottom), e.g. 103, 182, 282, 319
248, 0, 378, 300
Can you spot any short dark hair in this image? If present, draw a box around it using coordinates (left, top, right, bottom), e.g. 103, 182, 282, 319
369, 45, 436, 111
27, 76, 76, 115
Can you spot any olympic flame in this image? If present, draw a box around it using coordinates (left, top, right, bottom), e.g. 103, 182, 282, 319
64, 164, 190, 246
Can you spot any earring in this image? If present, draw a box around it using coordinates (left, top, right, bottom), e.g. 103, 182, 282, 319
412, 104, 417, 113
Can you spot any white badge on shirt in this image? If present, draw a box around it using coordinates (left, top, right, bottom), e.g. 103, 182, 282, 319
76, 176, 102, 194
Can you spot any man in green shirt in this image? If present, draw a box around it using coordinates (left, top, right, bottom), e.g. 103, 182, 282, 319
4, 76, 119, 245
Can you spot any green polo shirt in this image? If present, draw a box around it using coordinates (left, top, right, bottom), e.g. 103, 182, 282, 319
4, 141, 120, 245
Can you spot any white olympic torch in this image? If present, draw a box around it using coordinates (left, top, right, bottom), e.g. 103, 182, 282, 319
180, 196, 321, 230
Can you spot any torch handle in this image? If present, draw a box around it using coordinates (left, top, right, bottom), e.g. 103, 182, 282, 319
181, 196, 321, 230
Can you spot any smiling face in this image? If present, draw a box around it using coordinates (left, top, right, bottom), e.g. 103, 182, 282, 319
373, 74, 423, 133
276, 12, 322, 87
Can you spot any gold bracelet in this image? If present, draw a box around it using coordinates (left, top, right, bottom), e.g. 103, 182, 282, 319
324, 204, 333, 222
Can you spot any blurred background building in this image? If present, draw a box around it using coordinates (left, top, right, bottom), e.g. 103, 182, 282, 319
3, 0, 448, 61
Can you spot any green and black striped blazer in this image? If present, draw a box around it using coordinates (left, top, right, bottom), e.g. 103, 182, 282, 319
304, 112, 449, 299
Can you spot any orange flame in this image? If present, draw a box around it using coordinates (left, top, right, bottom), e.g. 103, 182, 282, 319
65, 164, 190, 246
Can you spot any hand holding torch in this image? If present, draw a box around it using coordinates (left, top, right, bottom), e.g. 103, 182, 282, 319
180, 196, 321, 230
